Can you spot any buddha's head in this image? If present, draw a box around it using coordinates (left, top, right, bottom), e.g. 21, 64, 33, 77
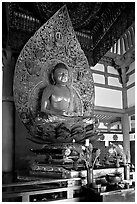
52, 63, 69, 85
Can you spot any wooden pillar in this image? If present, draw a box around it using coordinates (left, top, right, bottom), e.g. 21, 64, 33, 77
121, 114, 130, 161
121, 66, 130, 155
2, 48, 16, 173
121, 113, 130, 180
121, 67, 128, 109
2, 98, 14, 172
121, 65, 130, 180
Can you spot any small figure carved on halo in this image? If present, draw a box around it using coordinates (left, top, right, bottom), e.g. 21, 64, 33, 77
40, 62, 82, 120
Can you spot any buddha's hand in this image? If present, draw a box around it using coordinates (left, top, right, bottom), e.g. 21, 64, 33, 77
63, 111, 81, 117
63, 111, 70, 117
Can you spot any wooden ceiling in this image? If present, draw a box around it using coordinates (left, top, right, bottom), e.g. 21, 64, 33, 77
2, 2, 135, 66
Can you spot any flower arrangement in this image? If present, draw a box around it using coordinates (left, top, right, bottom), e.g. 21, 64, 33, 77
104, 142, 130, 167
71, 140, 101, 185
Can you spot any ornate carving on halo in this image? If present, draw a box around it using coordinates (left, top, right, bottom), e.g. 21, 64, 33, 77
13, 5, 96, 144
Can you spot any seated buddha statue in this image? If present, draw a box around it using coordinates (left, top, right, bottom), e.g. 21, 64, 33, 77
40, 63, 82, 122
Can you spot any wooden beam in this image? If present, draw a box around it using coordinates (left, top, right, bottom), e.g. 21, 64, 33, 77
126, 82, 135, 90
125, 106, 135, 116
105, 52, 121, 59
94, 106, 124, 116
126, 69, 135, 77
91, 69, 105, 75
2, 96, 14, 102
94, 83, 122, 91
91, 69, 119, 78
2, 177, 81, 188
51, 197, 81, 202
98, 129, 122, 133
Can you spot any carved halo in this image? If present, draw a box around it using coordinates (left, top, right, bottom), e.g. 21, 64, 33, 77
13, 5, 95, 142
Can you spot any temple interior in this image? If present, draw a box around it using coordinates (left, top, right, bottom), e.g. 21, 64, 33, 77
2, 2, 135, 202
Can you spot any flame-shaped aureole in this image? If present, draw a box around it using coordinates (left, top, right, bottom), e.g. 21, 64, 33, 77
13, 5, 95, 141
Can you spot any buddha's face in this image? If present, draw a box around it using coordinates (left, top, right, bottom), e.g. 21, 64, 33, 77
53, 67, 69, 84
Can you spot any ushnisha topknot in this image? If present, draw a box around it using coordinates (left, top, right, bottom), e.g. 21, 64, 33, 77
53, 63, 69, 73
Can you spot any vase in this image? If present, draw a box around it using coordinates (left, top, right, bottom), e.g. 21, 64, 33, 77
124, 164, 130, 180
115, 159, 120, 167
87, 167, 92, 185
